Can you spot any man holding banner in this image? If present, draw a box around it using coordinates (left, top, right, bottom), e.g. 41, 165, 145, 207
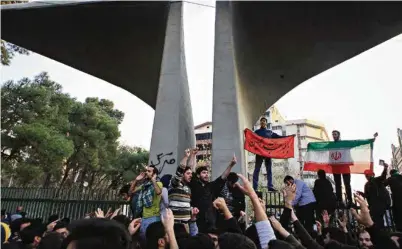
304, 130, 378, 207
244, 117, 295, 191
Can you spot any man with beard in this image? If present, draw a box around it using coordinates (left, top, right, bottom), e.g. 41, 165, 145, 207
168, 148, 198, 222
363, 162, 390, 229
358, 230, 374, 249
189, 154, 237, 233
130, 165, 163, 238
216, 172, 245, 231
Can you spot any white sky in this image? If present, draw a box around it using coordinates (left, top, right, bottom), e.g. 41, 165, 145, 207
1, 1, 401, 190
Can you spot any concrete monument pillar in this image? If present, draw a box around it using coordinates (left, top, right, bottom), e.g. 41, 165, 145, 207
211, 2, 247, 180
149, 2, 195, 176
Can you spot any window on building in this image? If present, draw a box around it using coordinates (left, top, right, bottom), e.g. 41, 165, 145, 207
195, 132, 212, 141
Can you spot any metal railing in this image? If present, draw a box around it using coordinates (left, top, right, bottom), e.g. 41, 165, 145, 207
1, 187, 397, 232
1, 187, 130, 221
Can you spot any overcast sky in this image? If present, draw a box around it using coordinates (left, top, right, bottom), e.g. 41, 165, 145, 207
2, 1, 401, 190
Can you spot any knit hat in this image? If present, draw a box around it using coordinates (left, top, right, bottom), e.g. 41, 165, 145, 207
1, 222, 11, 243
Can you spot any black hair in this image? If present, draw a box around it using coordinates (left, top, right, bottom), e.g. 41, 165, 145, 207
160, 174, 173, 189
218, 232, 256, 249
317, 169, 326, 179
174, 223, 189, 240
20, 223, 46, 245
145, 221, 165, 249
149, 165, 159, 176
322, 227, 347, 244
244, 225, 261, 249
227, 172, 239, 184
178, 233, 215, 249
53, 220, 68, 232
268, 239, 294, 249
48, 214, 59, 224
1, 209, 6, 216
332, 130, 340, 135
196, 166, 208, 175
62, 218, 131, 249
283, 175, 294, 183
38, 232, 64, 249
119, 184, 131, 195
260, 117, 267, 122
112, 215, 131, 228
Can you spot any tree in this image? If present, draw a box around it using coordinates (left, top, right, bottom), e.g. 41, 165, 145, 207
1, 1, 30, 66
59, 97, 125, 189
1, 72, 148, 190
91, 145, 149, 189
1, 72, 75, 187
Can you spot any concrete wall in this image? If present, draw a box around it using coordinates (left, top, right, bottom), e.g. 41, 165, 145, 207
211, 2, 246, 179
149, 2, 195, 176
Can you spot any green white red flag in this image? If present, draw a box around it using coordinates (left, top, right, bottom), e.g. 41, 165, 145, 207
304, 139, 374, 174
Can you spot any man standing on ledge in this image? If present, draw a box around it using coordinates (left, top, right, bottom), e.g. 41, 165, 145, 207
253, 117, 281, 191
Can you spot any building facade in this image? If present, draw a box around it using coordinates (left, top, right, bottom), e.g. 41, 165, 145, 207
194, 122, 213, 168
391, 128, 402, 171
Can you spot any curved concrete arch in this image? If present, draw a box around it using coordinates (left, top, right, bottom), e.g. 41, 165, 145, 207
1, 1, 169, 109
1, 1, 195, 176
212, 2, 402, 178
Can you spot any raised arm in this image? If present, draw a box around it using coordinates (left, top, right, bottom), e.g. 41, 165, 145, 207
237, 174, 276, 249
187, 148, 198, 169
220, 154, 237, 180
170, 149, 191, 188
378, 163, 388, 182
129, 172, 145, 195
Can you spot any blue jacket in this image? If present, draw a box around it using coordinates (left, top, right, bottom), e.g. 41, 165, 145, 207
293, 179, 316, 207
254, 128, 280, 139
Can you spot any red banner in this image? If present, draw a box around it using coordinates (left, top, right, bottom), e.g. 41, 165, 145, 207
244, 129, 295, 159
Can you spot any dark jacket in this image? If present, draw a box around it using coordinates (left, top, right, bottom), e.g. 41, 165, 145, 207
384, 174, 402, 205
313, 178, 336, 213
189, 176, 225, 231
364, 167, 391, 209
366, 223, 399, 249
219, 183, 245, 217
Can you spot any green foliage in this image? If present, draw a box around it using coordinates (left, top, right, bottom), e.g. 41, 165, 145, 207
1, 40, 29, 66
1, 73, 147, 189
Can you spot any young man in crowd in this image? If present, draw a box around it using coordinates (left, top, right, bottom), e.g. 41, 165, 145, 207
253, 117, 281, 191
217, 172, 246, 231
332, 130, 378, 208
145, 209, 178, 249
331, 130, 353, 208
189, 154, 237, 233
168, 149, 197, 222
363, 162, 390, 229
385, 169, 402, 231
313, 169, 336, 215
358, 230, 374, 249
129, 165, 163, 238
284, 175, 316, 236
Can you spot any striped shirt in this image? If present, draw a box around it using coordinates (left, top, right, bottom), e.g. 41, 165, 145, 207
169, 164, 192, 221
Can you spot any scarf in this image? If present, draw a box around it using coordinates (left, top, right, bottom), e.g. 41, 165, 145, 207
135, 181, 155, 212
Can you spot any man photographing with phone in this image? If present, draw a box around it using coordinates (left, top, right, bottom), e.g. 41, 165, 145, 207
363, 159, 391, 229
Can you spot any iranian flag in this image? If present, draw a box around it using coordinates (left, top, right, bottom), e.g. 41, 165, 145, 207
304, 139, 374, 174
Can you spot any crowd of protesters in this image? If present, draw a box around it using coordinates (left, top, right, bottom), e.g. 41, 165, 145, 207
1, 144, 402, 249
